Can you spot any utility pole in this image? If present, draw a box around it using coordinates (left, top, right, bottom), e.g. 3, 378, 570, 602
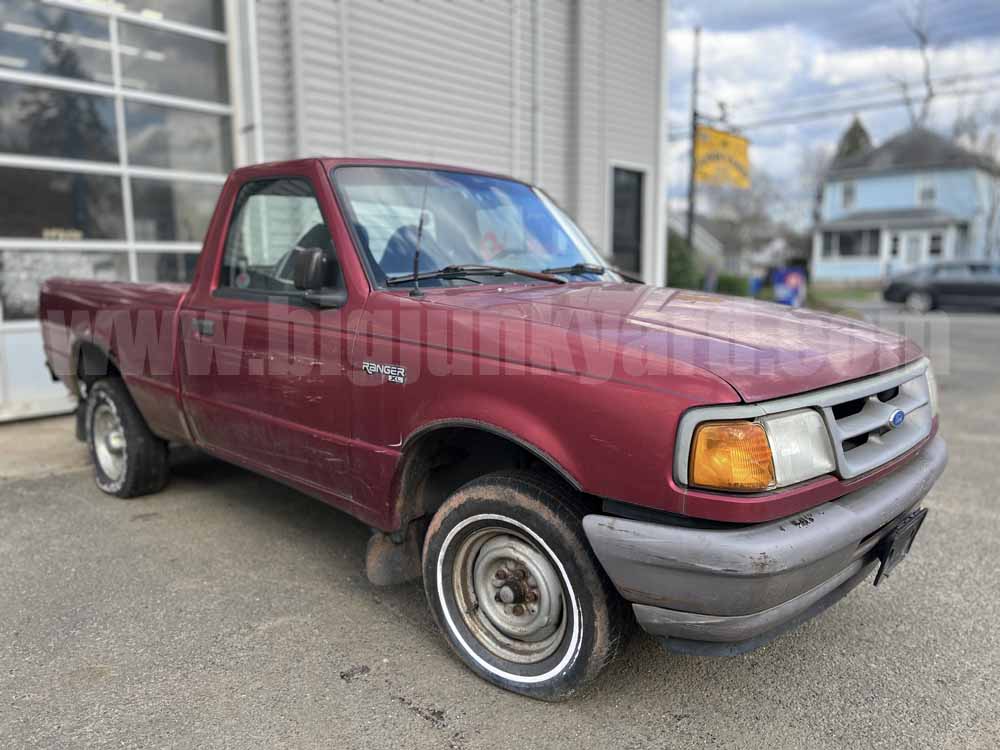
685, 25, 701, 251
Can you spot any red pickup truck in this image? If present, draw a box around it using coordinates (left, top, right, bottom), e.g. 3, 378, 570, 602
41, 158, 947, 700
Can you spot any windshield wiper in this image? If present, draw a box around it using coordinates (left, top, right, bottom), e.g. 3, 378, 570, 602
540, 263, 606, 276
386, 264, 566, 286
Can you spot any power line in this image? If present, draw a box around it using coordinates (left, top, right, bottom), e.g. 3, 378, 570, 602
668, 84, 999, 141
715, 67, 1000, 113
675, 8, 1000, 115
710, 67, 1000, 121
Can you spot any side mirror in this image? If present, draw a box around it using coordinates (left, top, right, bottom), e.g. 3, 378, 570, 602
293, 246, 334, 290
292, 246, 347, 308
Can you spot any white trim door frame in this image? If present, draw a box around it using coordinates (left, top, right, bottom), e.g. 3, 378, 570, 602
899, 230, 927, 271
604, 160, 651, 281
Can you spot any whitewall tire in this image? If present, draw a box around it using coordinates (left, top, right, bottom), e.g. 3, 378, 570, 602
422, 471, 627, 700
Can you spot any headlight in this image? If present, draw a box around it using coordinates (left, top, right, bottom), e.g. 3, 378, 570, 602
761, 409, 836, 486
688, 409, 835, 492
925, 364, 939, 417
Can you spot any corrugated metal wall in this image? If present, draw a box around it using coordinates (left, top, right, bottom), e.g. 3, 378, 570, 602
256, 0, 296, 160
253, 0, 663, 271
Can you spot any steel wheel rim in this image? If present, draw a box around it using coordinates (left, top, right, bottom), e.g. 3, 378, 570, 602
93, 403, 126, 481
452, 526, 567, 664
906, 291, 931, 313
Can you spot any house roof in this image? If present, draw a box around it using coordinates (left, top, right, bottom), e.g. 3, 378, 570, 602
828, 127, 1000, 178
820, 207, 960, 231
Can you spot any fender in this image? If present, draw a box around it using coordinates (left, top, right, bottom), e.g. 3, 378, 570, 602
404, 417, 582, 490
69, 335, 121, 397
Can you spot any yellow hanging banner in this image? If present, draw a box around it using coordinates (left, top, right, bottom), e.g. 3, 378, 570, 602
694, 125, 750, 189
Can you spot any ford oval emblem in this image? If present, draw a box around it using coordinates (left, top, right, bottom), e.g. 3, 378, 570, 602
888, 409, 906, 429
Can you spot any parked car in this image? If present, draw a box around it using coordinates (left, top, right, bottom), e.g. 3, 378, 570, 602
41, 158, 947, 700
883, 261, 1000, 312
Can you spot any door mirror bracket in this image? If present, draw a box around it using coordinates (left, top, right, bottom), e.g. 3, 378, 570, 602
303, 287, 348, 309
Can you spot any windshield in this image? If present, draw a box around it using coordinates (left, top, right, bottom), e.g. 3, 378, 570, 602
330, 166, 612, 287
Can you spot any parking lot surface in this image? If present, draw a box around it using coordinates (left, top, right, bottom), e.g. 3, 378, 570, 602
2, 312, 998, 749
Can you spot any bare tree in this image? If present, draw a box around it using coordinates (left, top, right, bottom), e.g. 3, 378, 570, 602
890, 0, 935, 126
952, 105, 1000, 254
799, 143, 834, 226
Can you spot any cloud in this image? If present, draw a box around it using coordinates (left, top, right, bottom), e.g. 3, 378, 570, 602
671, 0, 1000, 48
666, 4, 1000, 230
669, 26, 812, 124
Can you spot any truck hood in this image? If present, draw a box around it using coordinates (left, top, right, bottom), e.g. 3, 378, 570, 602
423, 282, 923, 402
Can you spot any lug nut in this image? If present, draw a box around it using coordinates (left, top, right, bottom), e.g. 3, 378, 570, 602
526, 591, 538, 603
512, 604, 525, 616
513, 569, 526, 580
495, 568, 508, 580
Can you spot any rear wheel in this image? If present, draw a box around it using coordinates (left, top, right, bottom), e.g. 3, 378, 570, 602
904, 289, 934, 313
422, 470, 626, 701
86, 378, 169, 498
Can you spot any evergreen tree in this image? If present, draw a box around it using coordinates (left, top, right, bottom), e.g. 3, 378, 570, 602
835, 116, 873, 162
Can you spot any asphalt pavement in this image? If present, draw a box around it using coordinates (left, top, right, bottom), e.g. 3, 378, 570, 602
1, 312, 997, 749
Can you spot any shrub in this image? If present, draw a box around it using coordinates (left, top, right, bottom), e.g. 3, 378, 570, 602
666, 229, 702, 290
715, 273, 749, 296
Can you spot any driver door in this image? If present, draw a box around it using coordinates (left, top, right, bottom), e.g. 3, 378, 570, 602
179, 176, 355, 500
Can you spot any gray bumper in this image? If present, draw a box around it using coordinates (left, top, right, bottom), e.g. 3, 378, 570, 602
583, 435, 948, 654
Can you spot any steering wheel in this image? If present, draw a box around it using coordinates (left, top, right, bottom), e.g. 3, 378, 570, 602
271, 248, 298, 284
488, 246, 536, 265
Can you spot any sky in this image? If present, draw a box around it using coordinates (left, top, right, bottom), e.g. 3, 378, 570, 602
667, 0, 1000, 229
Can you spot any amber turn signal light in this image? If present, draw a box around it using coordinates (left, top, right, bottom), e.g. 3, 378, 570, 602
689, 421, 776, 491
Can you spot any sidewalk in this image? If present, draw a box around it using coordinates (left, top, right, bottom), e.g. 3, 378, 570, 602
0, 415, 89, 481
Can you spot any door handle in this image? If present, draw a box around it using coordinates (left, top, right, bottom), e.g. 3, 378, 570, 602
192, 318, 215, 337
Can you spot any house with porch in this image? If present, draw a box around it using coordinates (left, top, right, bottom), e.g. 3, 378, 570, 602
812, 127, 1000, 284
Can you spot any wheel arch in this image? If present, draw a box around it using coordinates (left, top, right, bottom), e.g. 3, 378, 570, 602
388, 419, 586, 533
71, 338, 122, 396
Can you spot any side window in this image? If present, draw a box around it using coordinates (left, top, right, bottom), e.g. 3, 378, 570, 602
917, 176, 936, 206
220, 178, 339, 294
841, 181, 856, 209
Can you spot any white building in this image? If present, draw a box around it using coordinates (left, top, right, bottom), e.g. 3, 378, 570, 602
0, 0, 668, 421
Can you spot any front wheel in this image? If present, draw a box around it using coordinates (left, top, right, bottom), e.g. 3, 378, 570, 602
422, 471, 626, 701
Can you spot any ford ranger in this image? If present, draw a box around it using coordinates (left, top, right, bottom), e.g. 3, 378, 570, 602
40, 158, 947, 700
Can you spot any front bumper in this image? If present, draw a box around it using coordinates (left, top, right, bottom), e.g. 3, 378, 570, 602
583, 435, 948, 655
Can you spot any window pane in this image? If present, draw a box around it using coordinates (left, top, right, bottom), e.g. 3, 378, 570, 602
125, 101, 231, 172
119, 22, 228, 102
611, 168, 643, 273
865, 229, 880, 257
0, 168, 124, 239
0, 81, 117, 161
131, 179, 221, 242
222, 179, 332, 293
842, 182, 855, 209
839, 231, 860, 256
119, 1, 225, 31
929, 233, 943, 256
0, 249, 129, 320
0, 0, 112, 82
136, 252, 199, 283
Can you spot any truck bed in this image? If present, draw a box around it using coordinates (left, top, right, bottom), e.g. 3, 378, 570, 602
40, 278, 190, 443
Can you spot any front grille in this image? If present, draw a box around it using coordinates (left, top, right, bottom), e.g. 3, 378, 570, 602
821, 364, 933, 479
673, 357, 935, 488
